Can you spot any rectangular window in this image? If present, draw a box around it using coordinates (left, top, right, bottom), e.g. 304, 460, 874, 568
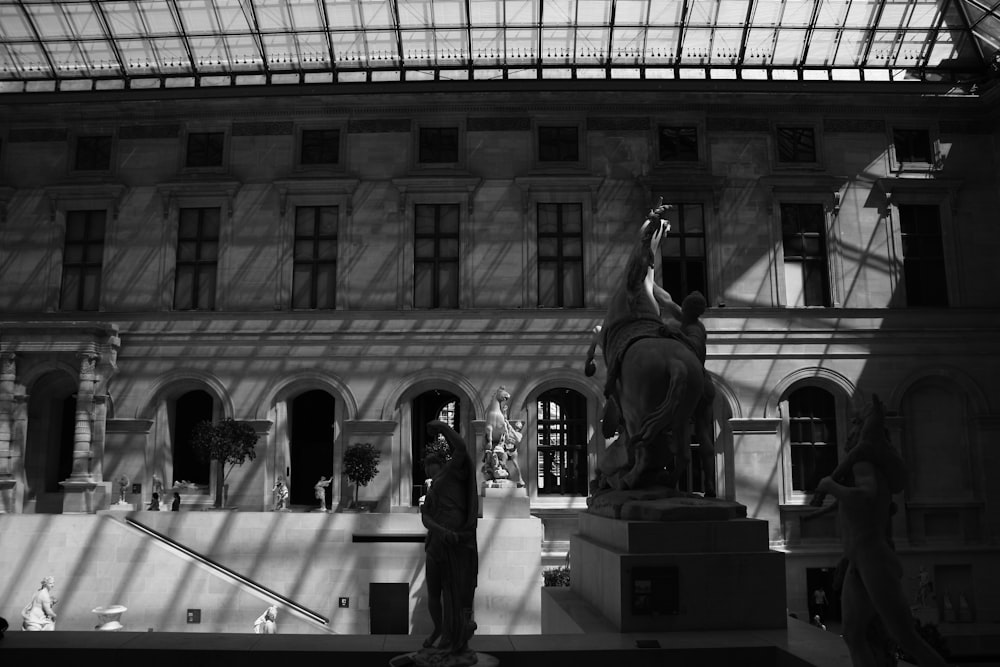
898, 204, 948, 307
658, 126, 698, 162
788, 387, 838, 493
293, 206, 338, 309
776, 127, 817, 163
414, 204, 460, 309
60, 210, 105, 311
538, 126, 579, 162
185, 132, 225, 168
74, 135, 113, 171
300, 129, 340, 165
537, 203, 584, 308
660, 203, 708, 302
174, 207, 219, 310
893, 128, 932, 164
781, 203, 830, 307
418, 127, 459, 164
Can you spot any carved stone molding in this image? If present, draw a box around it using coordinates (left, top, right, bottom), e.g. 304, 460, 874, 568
514, 173, 604, 213
640, 172, 725, 213
393, 174, 482, 215
273, 177, 360, 217
156, 178, 242, 220
43, 182, 127, 222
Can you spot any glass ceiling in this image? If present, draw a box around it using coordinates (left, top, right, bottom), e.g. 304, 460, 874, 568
1, 0, 999, 92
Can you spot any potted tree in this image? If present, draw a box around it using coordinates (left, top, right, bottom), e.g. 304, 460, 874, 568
343, 442, 380, 511
190, 418, 260, 509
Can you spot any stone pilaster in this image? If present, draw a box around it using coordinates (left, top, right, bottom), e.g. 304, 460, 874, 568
0, 353, 17, 512
60, 352, 100, 513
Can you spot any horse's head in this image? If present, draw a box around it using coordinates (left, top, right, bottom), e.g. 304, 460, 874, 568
493, 385, 510, 407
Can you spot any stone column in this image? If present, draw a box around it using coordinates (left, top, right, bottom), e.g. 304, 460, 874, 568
60, 352, 99, 513
0, 353, 17, 512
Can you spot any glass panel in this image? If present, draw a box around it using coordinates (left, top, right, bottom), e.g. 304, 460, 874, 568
294, 240, 314, 260
82, 268, 101, 310
316, 241, 337, 262
414, 264, 433, 308
439, 262, 459, 307
197, 266, 216, 309
316, 264, 336, 309
174, 266, 194, 310
201, 242, 219, 260
440, 238, 459, 258
319, 207, 338, 235
538, 237, 559, 257
415, 239, 436, 258
292, 265, 312, 308
562, 262, 583, 306
577, 0, 612, 24
538, 263, 557, 307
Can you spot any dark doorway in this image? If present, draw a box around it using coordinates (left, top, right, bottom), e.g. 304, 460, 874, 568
172, 390, 213, 486
806, 566, 840, 624
410, 390, 460, 506
289, 390, 335, 506
369, 582, 409, 634
24, 372, 77, 512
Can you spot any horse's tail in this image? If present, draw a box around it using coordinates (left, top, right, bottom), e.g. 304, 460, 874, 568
584, 324, 603, 377
633, 358, 689, 449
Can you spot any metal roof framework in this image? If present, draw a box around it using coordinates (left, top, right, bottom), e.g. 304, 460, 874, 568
1, 0, 998, 93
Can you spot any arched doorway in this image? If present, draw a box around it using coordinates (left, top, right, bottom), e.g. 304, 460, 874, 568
172, 390, 213, 486
410, 389, 459, 506
289, 390, 336, 507
24, 371, 77, 513
535, 388, 588, 496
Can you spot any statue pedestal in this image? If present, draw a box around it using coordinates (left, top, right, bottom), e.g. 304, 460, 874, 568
479, 482, 529, 519
59, 479, 99, 514
0, 477, 16, 513
567, 497, 786, 632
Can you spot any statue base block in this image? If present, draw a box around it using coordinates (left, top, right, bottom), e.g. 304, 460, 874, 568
59, 479, 99, 514
568, 508, 786, 632
479, 483, 529, 519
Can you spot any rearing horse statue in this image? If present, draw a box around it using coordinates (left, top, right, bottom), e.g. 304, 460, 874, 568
483, 385, 523, 486
588, 205, 712, 493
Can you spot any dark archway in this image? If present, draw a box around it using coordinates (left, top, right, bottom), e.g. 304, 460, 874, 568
289, 390, 336, 507
172, 390, 213, 486
536, 388, 588, 496
24, 371, 77, 513
410, 389, 460, 506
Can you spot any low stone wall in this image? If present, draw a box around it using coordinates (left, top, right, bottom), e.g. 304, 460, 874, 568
0, 510, 542, 635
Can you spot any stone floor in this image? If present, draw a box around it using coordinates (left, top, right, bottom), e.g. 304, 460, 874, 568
0, 620, 885, 667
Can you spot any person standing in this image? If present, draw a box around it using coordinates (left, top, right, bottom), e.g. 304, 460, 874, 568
147, 493, 161, 511
171, 492, 181, 511
21, 577, 57, 631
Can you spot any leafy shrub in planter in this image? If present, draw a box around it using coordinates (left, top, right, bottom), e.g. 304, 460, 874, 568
344, 442, 381, 509
543, 566, 571, 587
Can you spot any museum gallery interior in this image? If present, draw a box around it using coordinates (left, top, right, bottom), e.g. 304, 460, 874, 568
1, 0, 999, 664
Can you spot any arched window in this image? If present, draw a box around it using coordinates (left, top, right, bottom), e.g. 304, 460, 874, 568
786, 386, 838, 493
411, 390, 460, 505
536, 388, 588, 496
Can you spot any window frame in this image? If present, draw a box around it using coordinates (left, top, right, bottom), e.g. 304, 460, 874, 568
173, 206, 222, 312
880, 179, 962, 308
69, 131, 116, 175
658, 202, 711, 306
888, 124, 940, 174
59, 209, 108, 312
180, 127, 229, 173
653, 118, 708, 169
779, 202, 832, 308
534, 388, 590, 497
778, 382, 849, 506
294, 123, 346, 172
414, 122, 464, 169
536, 201, 585, 309
533, 119, 585, 169
773, 123, 823, 168
291, 205, 340, 311
273, 178, 356, 311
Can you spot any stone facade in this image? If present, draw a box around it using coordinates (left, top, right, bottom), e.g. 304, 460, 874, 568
1, 80, 999, 637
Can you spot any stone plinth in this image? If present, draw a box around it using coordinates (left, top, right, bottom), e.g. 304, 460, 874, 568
59, 479, 99, 514
567, 496, 786, 633
480, 482, 530, 519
